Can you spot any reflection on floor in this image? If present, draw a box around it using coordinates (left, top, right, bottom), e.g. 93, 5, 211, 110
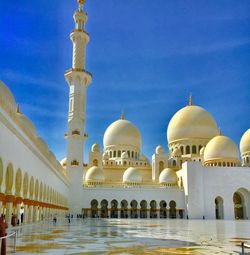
5, 218, 250, 254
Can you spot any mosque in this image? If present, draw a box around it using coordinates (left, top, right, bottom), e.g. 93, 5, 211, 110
0, 0, 250, 226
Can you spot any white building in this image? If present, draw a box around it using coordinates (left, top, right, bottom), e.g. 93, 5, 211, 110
0, 0, 250, 224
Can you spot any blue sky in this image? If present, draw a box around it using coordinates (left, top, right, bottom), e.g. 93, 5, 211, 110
0, 0, 250, 162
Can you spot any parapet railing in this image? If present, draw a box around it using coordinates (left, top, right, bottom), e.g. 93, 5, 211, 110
241, 242, 250, 255
0, 231, 17, 253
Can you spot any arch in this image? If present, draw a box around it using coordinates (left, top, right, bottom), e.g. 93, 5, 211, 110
100, 199, 108, 218
173, 160, 176, 167
140, 200, 147, 218
39, 181, 43, 201
15, 168, 22, 196
43, 184, 47, 202
186, 146, 190, 154
120, 199, 128, 218
130, 200, 138, 218
160, 200, 167, 218
34, 179, 39, 200
159, 161, 164, 173
113, 151, 116, 157
233, 188, 250, 220
169, 200, 176, 218
93, 159, 98, 166
22, 172, 29, 198
5, 163, 14, 194
29, 176, 34, 198
150, 200, 157, 218
215, 196, 224, 219
118, 151, 121, 157
192, 145, 197, 154
110, 199, 118, 218
90, 199, 98, 218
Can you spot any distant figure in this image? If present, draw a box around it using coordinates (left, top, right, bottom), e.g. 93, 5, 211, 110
0, 215, 8, 255
11, 214, 17, 227
68, 217, 71, 224
53, 217, 57, 223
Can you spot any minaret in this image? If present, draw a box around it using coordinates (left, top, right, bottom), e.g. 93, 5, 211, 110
65, 0, 92, 215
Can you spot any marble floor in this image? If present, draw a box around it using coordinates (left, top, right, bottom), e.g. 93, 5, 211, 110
5, 218, 250, 254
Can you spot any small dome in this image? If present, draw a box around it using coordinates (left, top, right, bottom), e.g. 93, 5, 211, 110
60, 158, 67, 167
240, 129, 250, 155
85, 166, 105, 183
103, 119, 141, 150
167, 105, 219, 144
91, 143, 100, 152
155, 145, 164, 154
102, 152, 109, 160
204, 135, 240, 164
121, 151, 129, 159
0, 81, 16, 113
159, 168, 177, 184
123, 167, 142, 184
17, 114, 37, 135
172, 148, 181, 157
200, 146, 205, 155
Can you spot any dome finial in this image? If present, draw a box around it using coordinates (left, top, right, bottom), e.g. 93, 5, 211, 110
78, 0, 84, 11
218, 127, 223, 136
189, 93, 193, 106
121, 111, 125, 120
16, 104, 22, 115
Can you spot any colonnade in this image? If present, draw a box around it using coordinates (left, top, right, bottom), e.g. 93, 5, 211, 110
0, 157, 68, 225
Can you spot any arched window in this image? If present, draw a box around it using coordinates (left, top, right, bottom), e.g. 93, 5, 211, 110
118, 151, 121, 157
173, 160, 176, 166
109, 151, 112, 158
199, 145, 202, 152
127, 151, 130, 158
192, 145, 197, 154
218, 162, 221, 166
223, 162, 226, 167
186, 145, 190, 154
114, 151, 116, 157
124, 161, 127, 165
132, 151, 134, 158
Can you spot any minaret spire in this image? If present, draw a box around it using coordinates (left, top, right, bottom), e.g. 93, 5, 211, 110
78, 0, 84, 11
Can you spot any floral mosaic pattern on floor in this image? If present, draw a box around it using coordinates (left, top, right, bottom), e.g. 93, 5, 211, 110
5, 219, 250, 254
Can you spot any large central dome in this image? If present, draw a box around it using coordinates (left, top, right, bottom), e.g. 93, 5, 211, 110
103, 119, 141, 149
167, 105, 219, 144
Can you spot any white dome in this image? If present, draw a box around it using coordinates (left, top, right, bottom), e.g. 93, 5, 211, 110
0, 81, 16, 113
172, 147, 181, 157
155, 145, 164, 154
159, 168, 177, 184
102, 152, 109, 160
103, 119, 141, 149
200, 146, 205, 155
240, 129, 250, 155
121, 151, 129, 159
167, 105, 219, 144
123, 167, 142, 184
60, 158, 67, 167
85, 166, 105, 183
17, 114, 37, 135
204, 135, 240, 163
91, 143, 100, 152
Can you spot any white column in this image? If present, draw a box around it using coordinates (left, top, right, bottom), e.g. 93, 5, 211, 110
5, 202, 13, 226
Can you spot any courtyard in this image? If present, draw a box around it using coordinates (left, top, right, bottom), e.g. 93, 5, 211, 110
4, 218, 250, 254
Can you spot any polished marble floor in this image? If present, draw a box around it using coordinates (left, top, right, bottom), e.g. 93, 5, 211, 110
5, 218, 250, 254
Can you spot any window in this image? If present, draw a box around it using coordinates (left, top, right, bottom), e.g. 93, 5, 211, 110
93, 159, 98, 166
180, 146, 184, 154
192, 145, 196, 154
159, 161, 164, 172
127, 151, 130, 158
132, 151, 134, 158
173, 160, 176, 166
109, 151, 112, 158
186, 146, 190, 154
118, 151, 121, 157
114, 151, 116, 157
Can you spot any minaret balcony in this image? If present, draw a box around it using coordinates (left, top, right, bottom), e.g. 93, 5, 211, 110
64, 68, 92, 87
72, 129, 81, 136
71, 160, 79, 167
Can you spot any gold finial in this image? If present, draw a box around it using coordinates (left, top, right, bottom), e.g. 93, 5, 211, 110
189, 93, 193, 106
121, 111, 125, 120
16, 104, 22, 114
218, 128, 223, 136
78, 0, 84, 11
